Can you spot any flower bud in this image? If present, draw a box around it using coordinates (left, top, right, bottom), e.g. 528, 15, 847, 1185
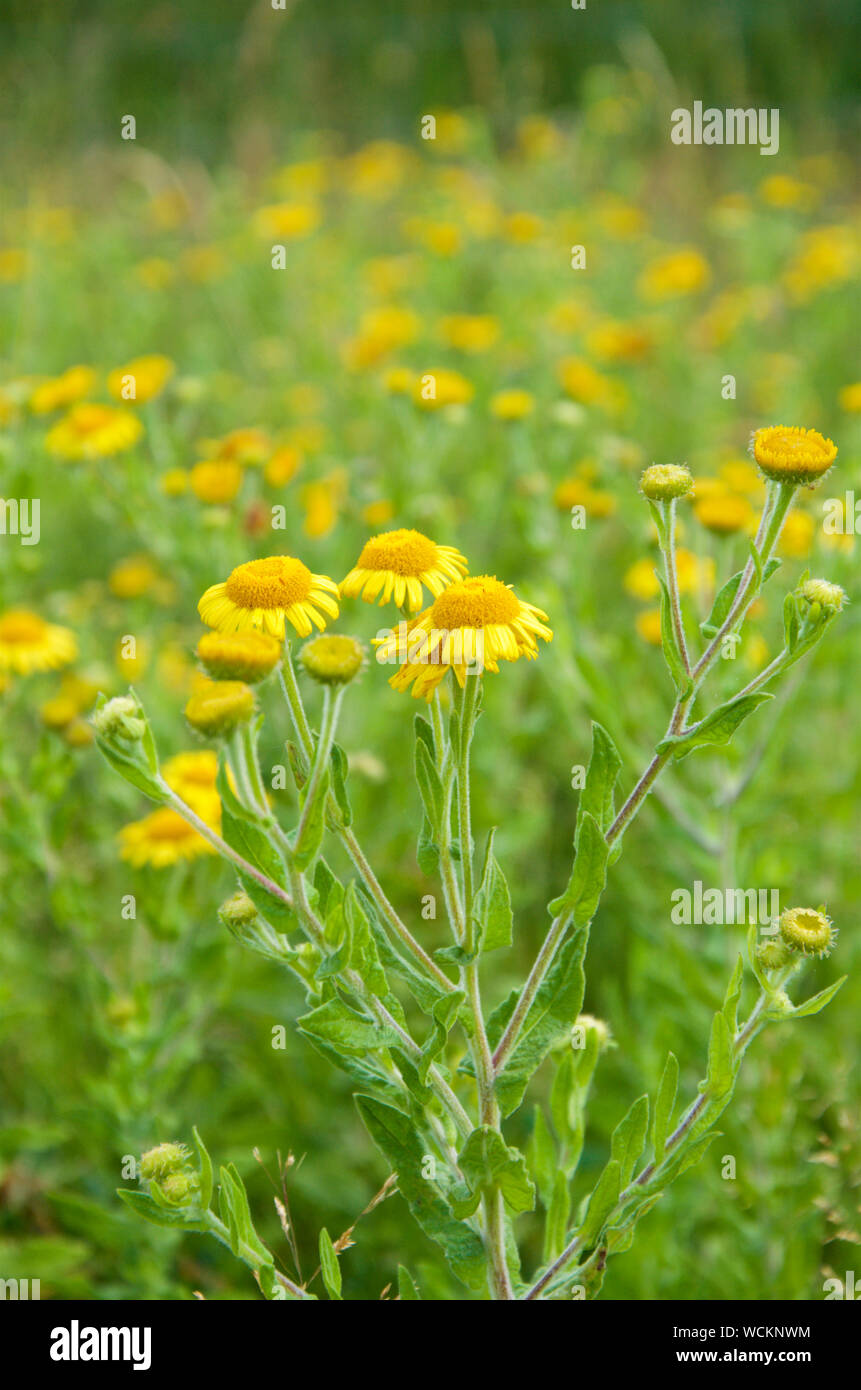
158, 1171, 197, 1205
139, 1142, 191, 1182
778, 906, 836, 959
218, 890, 259, 931
299, 634, 365, 686
196, 630, 282, 683
92, 694, 147, 742
572, 1013, 612, 1052
755, 939, 792, 971
185, 680, 254, 737
799, 578, 847, 614
640, 464, 694, 502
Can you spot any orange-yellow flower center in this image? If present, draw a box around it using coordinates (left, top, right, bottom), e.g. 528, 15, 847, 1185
753, 426, 836, 470
0, 610, 48, 643
145, 809, 202, 843
356, 528, 438, 576
70, 405, 116, 435
430, 577, 520, 630
225, 556, 312, 610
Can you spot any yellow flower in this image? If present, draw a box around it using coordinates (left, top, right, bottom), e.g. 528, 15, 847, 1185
196, 630, 282, 683
0, 248, 29, 283
119, 800, 219, 869
587, 320, 653, 363
253, 203, 321, 240
594, 194, 647, 240
29, 365, 97, 414
264, 446, 303, 488
381, 366, 415, 395
343, 305, 419, 370
199, 555, 339, 639
47, 403, 143, 459
758, 175, 816, 210
412, 368, 474, 410
190, 460, 243, 504
301, 479, 339, 539
185, 680, 255, 737
341, 528, 468, 611
361, 499, 395, 528
783, 225, 855, 301
180, 245, 227, 283
0, 610, 77, 675
406, 218, 462, 257
162, 750, 219, 798
108, 555, 159, 599
107, 354, 174, 404
637, 248, 710, 301
135, 257, 175, 291
40, 694, 80, 730
557, 358, 619, 409
777, 510, 815, 558
752, 425, 837, 486
552, 478, 616, 518
624, 559, 660, 602
694, 493, 755, 536
376, 575, 552, 698
718, 459, 766, 498
779, 906, 836, 958
439, 314, 500, 353
503, 212, 544, 244
346, 141, 414, 197
208, 427, 272, 465
490, 389, 535, 421
160, 468, 189, 497
115, 636, 149, 681
635, 608, 663, 645
300, 634, 366, 686
838, 382, 861, 413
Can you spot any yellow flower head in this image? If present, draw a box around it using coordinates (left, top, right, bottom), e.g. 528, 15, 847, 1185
838, 382, 861, 413
29, 365, 97, 415
490, 389, 535, 422
778, 906, 836, 958
119, 801, 218, 869
162, 750, 219, 797
108, 555, 159, 599
694, 493, 755, 536
412, 368, 474, 410
185, 680, 255, 738
637, 247, 710, 301
0, 609, 77, 674
376, 575, 552, 699
199, 555, 339, 638
190, 460, 243, 505
640, 464, 694, 502
777, 509, 815, 558
439, 314, 500, 353
40, 694, 79, 730
253, 203, 321, 240
635, 608, 663, 646
264, 446, 303, 488
107, 354, 174, 404
299, 634, 366, 686
751, 425, 837, 486
196, 629, 282, 683
341, 528, 468, 611
47, 403, 143, 459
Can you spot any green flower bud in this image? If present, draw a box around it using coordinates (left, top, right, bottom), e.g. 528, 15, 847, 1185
640, 464, 694, 502
799, 578, 847, 614
158, 1171, 197, 1205
299, 634, 365, 686
139, 1142, 191, 1182
779, 906, 837, 959
92, 694, 146, 742
755, 939, 792, 972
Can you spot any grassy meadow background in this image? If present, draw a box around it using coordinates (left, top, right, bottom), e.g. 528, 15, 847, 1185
0, 0, 859, 1299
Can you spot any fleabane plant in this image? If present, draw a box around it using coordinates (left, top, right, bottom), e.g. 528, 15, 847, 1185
95, 430, 848, 1301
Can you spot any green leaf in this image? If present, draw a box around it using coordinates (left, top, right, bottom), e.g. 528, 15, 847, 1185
192, 1127, 213, 1211
328, 743, 353, 827
652, 1052, 679, 1164
704, 1012, 734, 1098
610, 1094, 649, 1186
419, 989, 465, 1084
416, 815, 440, 876
543, 1171, 572, 1263
356, 1095, 487, 1291
657, 573, 689, 691
784, 975, 847, 1019
579, 1158, 621, 1248
701, 559, 781, 638
495, 929, 588, 1117
116, 1189, 196, 1229
94, 737, 167, 804
457, 1127, 535, 1214
318, 1228, 343, 1300
397, 1265, 421, 1300
345, 883, 388, 997
472, 829, 513, 952
657, 693, 773, 761
575, 722, 622, 843
526, 1106, 557, 1208
548, 812, 609, 923
298, 998, 400, 1056
414, 727, 444, 834
293, 767, 330, 870
783, 593, 800, 653
721, 955, 745, 1034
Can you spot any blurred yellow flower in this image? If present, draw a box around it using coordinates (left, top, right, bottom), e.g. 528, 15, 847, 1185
412, 368, 474, 410
345, 141, 414, 197
30, 365, 96, 414
361, 499, 395, 528
190, 460, 243, 505
135, 257, 176, 291
343, 305, 420, 369
777, 509, 815, 558
439, 314, 500, 353
107, 354, 174, 404
558, 358, 623, 411
302, 479, 339, 538
783, 225, 856, 301
0, 610, 77, 675
47, 404, 143, 459
180, 245, 227, 283
587, 320, 653, 363
160, 468, 188, 497
253, 203, 321, 240
115, 636, 149, 681
638, 248, 710, 301
635, 609, 663, 646
503, 212, 543, 244
265, 446, 303, 488
108, 555, 159, 599
490, 389, 535, 421
382, 366, 415, 395
759, 174, 816, 210
0, 248, 29, 282
838, 382, 861, 412
694, 493, 755, 536
119, 802, 219, 869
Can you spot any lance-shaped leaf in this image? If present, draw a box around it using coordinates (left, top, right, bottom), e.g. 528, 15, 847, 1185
472, 829, 513, 952
456, 1126, 535, 1215
657, 573, 690, 693
356, 1095, 487, 1291
610, 1094, 649, 1186
328, 742, 352, 827
578, 1157, 621, 1249
495, 928, 588, 1117
318, 1228, 342, 1300
297, 997, 400, 1057
418, 988, 464, 1084
703, 1011, 735, 1098
657, 693, 773, 761
575, 722, 622, 845
651, 1052, 679, 1164
526, 1106, 557, 1209
779, 975, 847, 1019
414, 716, 444, 833
293, 766, 330, 870
700, 560, 780, 639
548, 812, 610, 923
